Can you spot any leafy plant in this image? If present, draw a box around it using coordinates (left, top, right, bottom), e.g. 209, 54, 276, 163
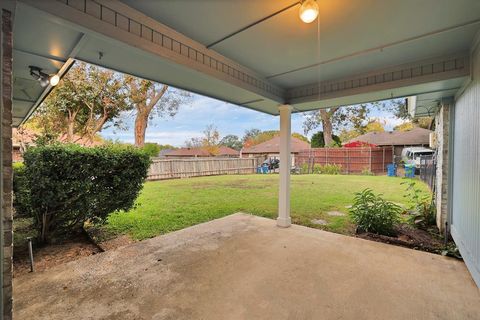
15, 144, 151, 243
13, 162, 31, 217
402, 179, 436, 229
361, 167, 374, 176
311, 164, 342, 174
349, 188, 401, 236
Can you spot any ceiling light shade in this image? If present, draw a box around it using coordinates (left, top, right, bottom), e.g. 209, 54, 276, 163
49, 74, 60, 86
29, 66, 61, 87
299, 0, 319, 24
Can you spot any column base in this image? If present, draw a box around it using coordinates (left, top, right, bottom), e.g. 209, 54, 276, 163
276, 216, 291, 228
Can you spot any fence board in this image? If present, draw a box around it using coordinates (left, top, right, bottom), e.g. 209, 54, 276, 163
296, 147, 393, 174
147, 157, 259, 180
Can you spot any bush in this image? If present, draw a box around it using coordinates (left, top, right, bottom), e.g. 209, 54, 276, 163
300, 163, 343, 174
349, 189, 401, 236
313, 164, 342, 174
15, 144, 151, 243
361, 167, 374, 176
142, 142, 161, 158
402, 180, 436, 229
13, 162, 31, 217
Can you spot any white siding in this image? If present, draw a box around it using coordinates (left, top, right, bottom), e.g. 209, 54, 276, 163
452, 42, 480, 286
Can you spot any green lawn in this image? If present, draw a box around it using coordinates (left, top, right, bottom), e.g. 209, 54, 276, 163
104, 174, 429, 241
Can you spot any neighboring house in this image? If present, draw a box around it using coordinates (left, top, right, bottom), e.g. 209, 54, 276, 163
346, 127, 433, 162
157, 148, 174, 158
241, 136, 310, 166
164, 146, 239, 158
12, 128, 103, 162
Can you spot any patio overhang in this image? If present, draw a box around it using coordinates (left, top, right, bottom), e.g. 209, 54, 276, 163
11, 0, 480, 125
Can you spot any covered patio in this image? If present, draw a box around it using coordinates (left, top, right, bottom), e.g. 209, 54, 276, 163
13, 213, 480, 319
2, 0, 480, 318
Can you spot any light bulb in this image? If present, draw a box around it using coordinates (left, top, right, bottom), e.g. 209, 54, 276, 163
49, 74, 60, 86
299, 0, 319, 24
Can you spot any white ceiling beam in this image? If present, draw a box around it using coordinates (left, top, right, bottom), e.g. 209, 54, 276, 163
287, 53, 470, 108
20, 0, 285, 104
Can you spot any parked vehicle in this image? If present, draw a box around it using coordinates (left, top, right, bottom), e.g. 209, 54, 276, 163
401, 147, 435, 168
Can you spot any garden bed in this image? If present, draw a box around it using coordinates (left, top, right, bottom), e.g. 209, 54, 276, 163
357, 224, 459, 257
13, 217, 102, 277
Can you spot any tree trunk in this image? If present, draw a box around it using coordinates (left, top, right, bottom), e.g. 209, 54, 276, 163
66, 119, 75, 142
320, 109, 334, 146
134, 110, 149, 147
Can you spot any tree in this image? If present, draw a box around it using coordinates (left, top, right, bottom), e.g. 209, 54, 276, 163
35, 62, 128, 143
394, 122, 415, 132
242, 130, 309, 148
125, 77, 192, 147
184, 124, 220, 154
311, 131, 341, 148
219, 135, 243, 151
292, 132, 310, 143
364, 120, 385, 133
242, 128, 262, 144
303, 104, 370, 146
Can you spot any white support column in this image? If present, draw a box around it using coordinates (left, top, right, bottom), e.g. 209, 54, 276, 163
277, 105, 292, 228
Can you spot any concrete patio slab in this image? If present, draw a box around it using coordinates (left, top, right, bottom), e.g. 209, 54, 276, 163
14, 213, 480, 320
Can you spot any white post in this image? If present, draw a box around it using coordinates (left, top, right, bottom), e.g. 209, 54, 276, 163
277, 105, 292, 228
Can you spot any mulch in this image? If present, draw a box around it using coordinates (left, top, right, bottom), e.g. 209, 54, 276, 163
13, 232, 102, 277
356, 224, 447, 254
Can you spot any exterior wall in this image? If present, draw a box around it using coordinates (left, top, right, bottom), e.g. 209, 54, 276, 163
434, 104, 450, 233
450, 40, 480, 287
1, 8, 13, 319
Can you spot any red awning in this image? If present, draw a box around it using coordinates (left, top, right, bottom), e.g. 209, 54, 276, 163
344, 141, 378, 148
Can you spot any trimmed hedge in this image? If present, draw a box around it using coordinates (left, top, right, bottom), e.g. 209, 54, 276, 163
15, 144, 150, 243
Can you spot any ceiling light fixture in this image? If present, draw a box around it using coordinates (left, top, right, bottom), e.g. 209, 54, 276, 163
299, 0, 319, 24
29, 66, 60, 87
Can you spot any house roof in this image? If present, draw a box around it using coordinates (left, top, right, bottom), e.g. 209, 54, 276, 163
12, 128, 103, 148
158, 148, 174, 157
347, 128, 432, 146
242, 136, 310, 154
217, 146, 240, 156
165, 146, 239, 157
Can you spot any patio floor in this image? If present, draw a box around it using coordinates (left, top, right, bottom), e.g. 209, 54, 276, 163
14, 213, 480, 320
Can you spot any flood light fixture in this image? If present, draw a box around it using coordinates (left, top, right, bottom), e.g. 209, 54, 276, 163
299, 0, 319, 24
29, 66, 60, 87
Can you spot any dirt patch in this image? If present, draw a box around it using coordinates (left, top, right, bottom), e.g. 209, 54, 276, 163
356, 224, 448, 254
14, 232, 102, 277
97, 235, 134, 251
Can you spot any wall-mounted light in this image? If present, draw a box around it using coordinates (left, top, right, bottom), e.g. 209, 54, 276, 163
29, 66, 60, 87
299, 0, 319, 24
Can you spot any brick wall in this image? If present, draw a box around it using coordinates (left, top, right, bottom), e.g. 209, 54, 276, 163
2, 8, 13, 320
434, 104, 450, 233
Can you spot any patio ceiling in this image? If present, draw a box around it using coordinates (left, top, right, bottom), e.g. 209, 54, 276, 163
11, 0, 480, 126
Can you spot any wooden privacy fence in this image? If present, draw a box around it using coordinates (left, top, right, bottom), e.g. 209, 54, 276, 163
296, 147, 394, 174
147, 157, 259, 180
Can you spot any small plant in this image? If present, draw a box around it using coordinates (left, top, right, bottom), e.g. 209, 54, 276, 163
300, 163, 309, 174
349, 188, 401, 236
361, 167, 374, 176
402, 179, 436, 229
311, 164, 342, 174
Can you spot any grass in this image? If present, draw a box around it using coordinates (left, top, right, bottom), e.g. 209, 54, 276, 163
104, 174, 429, 241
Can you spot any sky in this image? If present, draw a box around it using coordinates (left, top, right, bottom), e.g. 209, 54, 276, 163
100, 92, 407, 147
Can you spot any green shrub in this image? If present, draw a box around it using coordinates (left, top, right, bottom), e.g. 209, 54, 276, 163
13, 162, 31, 217
16, 144, 151, 243
311, 164, 342, 174
349, 188, 401, 236
300, 163, 309, 174
361, 167, 374, 176
402, 180, 436, 229
142, 142, 161, 158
